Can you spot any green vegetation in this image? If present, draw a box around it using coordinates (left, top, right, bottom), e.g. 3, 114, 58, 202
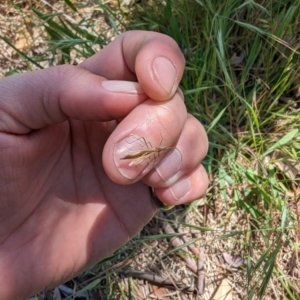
1, 0, 300, 299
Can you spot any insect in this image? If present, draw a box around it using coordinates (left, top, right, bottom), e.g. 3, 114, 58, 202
120, 137, 172, 167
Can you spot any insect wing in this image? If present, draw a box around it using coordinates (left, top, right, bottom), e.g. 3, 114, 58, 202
128, 155, 150, 166
121, 149, 150, 160
121, 145, 169, 166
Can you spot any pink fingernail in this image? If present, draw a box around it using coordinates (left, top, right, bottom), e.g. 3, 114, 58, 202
152, 57, 177, 95
102, 81, 144, 94
170, 177, 191, 201
155, 149, 182, 182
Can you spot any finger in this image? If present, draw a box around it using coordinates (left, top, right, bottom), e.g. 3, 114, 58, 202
153, 164, 209, 205
102, 91, 187, 184
142, 114, 208, 188
80, 30, 185, 101
0, 65, 147, 134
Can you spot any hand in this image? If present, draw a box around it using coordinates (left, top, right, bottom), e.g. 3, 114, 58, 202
0, 31, 209, 299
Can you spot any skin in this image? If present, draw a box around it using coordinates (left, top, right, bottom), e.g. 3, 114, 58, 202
0, 31, 209, 299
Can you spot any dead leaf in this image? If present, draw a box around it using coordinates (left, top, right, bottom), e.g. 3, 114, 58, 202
14, 27, 32, 50
230, 52, 245, 65
149, 283, 171, 299
222, 252, 244, 268
274, 158, 300, 180
53, 287, 62, 300
213, 278, 232, 300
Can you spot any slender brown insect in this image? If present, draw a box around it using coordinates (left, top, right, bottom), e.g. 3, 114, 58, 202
121, 137, 175, 167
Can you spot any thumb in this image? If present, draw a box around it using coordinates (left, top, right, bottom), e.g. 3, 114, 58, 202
0, 65, 147, 134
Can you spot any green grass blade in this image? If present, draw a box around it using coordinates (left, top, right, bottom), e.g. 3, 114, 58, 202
0, 36, 43, 69
64, 0, 78, 12
262, 129, 299, 157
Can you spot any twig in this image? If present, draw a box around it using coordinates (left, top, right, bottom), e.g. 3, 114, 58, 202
120, 269, 196, 293
203, 204, 208, 225
176, 227, 205, 294
76, 258, 133, 287
159, 212, 198, 273
197, 246, 205, 295
178, 227, 199, 257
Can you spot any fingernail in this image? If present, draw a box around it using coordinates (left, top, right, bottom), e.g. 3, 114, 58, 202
152, 57, 177, 95
102, 80, 144, 94
170, 177, 191, 201
114, 135, 153, 179
155, 149, 182, 183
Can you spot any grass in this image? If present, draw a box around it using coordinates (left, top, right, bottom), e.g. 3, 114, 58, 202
1, 0, 300, 299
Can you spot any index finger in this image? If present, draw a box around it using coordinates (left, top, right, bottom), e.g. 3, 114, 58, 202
79, 30, 185, 101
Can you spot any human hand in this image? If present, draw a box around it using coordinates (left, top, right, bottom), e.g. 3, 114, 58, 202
0, 31, 209, 299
